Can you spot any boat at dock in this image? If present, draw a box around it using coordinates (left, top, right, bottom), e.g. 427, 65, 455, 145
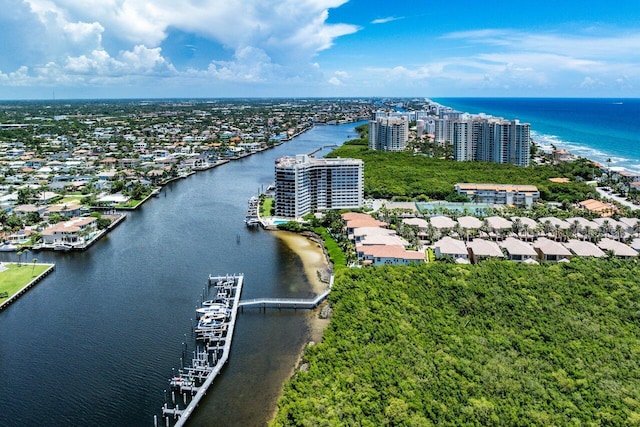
0, 242, 18, 252
160, 273, 244, 426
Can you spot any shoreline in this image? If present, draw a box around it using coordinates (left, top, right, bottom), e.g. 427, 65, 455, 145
432, 98, 640, 174
267, 230, 333, 424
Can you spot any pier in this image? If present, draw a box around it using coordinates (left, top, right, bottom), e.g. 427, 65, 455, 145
157, 274, 333, 425
159, 274, 243, 427
239, 289, 330, 310
307, 144, 339, 156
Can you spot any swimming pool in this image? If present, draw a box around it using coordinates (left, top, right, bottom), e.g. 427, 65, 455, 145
415, 201, 494, 216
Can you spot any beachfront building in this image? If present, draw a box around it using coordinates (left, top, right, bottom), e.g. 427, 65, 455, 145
474, 118, 531, 166
368, 116, 408, 151
274, 155, 363, 218
454, 183, 540, 207
435, 115, 531, 166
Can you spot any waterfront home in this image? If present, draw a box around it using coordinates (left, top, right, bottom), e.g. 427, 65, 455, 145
352, 227, 397, 244
12, 204, 48, 217
357, 244, 425, 266
533, 238, 573, 262
563, 239, 606, 258
342, 212, 387, 238
499, 237, 538, 262
434, 237, 468, 262
41, 216, 97, 246
466, 239, 504, 263
44, 204, 84, 218
358, 234, 409, 248
597, 238, 638, 259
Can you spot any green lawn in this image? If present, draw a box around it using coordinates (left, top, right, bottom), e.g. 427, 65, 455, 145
260, 197, 274, 217
58, 195, 84, 204
115, 199, 144, 208
0, 263, 52, 302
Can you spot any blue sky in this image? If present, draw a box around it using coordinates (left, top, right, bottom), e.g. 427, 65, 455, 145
1, 0, 639, 99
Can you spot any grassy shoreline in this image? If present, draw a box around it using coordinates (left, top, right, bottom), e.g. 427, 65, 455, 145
0, 263, 55, 304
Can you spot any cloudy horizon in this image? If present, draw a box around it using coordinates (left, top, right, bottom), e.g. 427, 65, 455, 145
1, 0, 639, 100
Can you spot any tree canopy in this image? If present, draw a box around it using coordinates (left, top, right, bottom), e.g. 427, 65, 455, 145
272, 259, 640, 426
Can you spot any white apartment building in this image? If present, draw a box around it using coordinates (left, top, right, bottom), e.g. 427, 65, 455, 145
439, 116, 531, 166
368, 117, 409, 151
274, 155, 364, 218
454, 183, 540, 207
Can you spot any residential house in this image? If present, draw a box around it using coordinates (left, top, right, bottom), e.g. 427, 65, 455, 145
597, 238, 638, 259
533, 237, 572, 262
563, 239, 606, 258
358, 245, 425, 266
41, 217, 98, 246
499, 237, 538, 262
466, 239, 504, 263
434, 237, 468, 262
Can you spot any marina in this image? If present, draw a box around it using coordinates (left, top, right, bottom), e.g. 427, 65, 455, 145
160, 274, 244, 426
0, 121, 362, 427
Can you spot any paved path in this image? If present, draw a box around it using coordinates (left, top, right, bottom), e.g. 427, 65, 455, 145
595, 188, 640, 211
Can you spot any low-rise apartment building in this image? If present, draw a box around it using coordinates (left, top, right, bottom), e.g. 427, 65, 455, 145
455, 183, 540, 207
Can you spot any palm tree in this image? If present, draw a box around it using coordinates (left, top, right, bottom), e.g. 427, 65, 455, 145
569, 220, 581, 240
614, 224, 625, 242
31, 258, 38, 276
512, 218, 523, 238
16, 250, 23, 267
583, 225, 592, 242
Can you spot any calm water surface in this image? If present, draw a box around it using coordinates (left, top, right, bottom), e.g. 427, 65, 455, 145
0, 122, 362, 427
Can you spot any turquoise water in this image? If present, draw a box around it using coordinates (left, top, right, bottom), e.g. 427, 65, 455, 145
433, 98, 640, 174
416, 202, 493, 216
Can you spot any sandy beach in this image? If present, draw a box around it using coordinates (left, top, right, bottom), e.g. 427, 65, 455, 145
266, 230, 333, 423
273, 230, 331, 295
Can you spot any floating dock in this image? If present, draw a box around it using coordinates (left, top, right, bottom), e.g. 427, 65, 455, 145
158, 274, 243, 427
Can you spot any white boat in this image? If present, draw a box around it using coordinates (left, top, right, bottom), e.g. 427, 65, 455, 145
54, 244, 72, 251
202, 298, 227, 306
196, 305, 231, 317
0, 242, 18, 252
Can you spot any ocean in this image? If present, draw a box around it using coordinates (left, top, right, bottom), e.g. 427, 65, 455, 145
432, 98, 640, 174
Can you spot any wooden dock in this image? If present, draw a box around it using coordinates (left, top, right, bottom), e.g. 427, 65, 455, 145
238, 289, 330, 310
159, 274, 243, 427
238, 275, 333, 311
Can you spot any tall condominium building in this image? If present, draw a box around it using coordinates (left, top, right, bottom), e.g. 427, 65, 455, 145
473, 118, 530, 166
439, 116, 530, 167
274, 155, 364, 218
368, 117, 409, 151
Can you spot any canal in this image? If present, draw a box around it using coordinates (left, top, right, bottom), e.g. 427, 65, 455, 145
0, 122, 363, 427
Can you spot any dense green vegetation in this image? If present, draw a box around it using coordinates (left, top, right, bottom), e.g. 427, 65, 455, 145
273, 259, 640, 426
327, 140, 598, 203
312, 227, 347, 270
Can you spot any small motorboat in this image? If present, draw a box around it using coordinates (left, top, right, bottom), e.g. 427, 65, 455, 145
0, 242, 18, 252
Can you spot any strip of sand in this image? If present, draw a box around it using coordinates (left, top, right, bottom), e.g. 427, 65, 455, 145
273, 230, 331, 294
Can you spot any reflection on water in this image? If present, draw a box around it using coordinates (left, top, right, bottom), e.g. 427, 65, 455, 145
0, 122, 362, 427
